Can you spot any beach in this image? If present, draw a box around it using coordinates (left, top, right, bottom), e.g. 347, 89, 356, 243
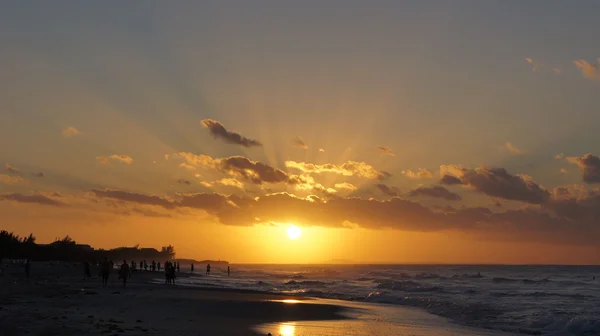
2, 262, 518, 336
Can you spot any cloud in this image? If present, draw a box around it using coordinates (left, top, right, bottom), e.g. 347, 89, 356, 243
375, 184, 400, 197
201, 119, 262, 148
108, 155, 133, 164
0, 174, 25, 184
286, 161, 390, 180
378, 146, 395, 156
220, 156, 289, 184
291, 137, 308, 149
179, 163, 196, 171
566, 153, 600, 183
401, 168, 433, 179
96, 155, 133, 165
525, 58, 541, 72
505, 142, 526, 155
31, 172, 44, 178
560, 168, 568, 175
62, 126, 81, 138
91, 189, 177, 209
555, 153, 565, 160
176, 179, 192, 186
5, 164, 20, 174
334, 182, 357, 191
0, 192, 64, 206
217, 178, 244, 189
440, 175, 463, 185
573, 58, 600, 80
442, 166, 550, 204
409, 186, 462, 201
318, 148, 325, 153
96, 156, 110, 165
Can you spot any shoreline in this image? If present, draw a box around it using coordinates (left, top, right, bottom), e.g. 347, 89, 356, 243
0, 262, 349, 335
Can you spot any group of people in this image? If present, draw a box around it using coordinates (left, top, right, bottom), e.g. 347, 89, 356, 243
95, 258, 230, 287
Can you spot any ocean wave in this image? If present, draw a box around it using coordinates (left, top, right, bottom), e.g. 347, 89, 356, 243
284, 280, 329, 287
375, 280, 444, 293
491, 291, 589, 299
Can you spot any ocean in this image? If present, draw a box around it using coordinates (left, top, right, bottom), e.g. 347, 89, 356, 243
168, 264, 600, 335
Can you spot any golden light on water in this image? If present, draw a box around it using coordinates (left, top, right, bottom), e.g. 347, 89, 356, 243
279, 323, 296, 336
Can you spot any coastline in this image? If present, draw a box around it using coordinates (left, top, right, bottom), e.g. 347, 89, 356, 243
0, 262, 347, 335
1, 261, 520, 335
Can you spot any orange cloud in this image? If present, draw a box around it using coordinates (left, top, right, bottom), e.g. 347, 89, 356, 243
401, 168, 433, 179
286, 161, 390, 180
5, 164, 20, 174
574, 58, 600, 80
505, 142, 526, 155
0, 174, 25, 184
97, 155, 133, 165
62, 126, 81, 138
334, 182, 357, 191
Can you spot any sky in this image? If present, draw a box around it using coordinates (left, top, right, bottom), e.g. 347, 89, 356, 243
2, 1, 600, 264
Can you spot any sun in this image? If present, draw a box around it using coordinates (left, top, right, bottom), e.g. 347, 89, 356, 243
287, 225, 302, 240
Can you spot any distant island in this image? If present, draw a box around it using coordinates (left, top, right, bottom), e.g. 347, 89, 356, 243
0, 230, 228, 265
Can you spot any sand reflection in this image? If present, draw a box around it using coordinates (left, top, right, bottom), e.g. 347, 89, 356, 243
279, 323, 296, 336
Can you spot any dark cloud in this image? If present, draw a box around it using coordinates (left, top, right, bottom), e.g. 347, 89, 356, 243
82, 188, 600, 245
566, 153, 600, 184
442, 166, 550, 204
440, 175, 463, 185
91, 189, 177, 209
201, 119, 262, 148
220, 156, 289, 184
31, 172, 45, 178
375, 184, 400, 197
176, 179, 192, 186
291, 137, 308, 149
409, 186, 462, 201
378, 146, 395, 156
0, 193, 64, 206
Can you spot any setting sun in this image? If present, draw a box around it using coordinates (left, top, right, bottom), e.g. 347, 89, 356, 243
287, 225, 302, 240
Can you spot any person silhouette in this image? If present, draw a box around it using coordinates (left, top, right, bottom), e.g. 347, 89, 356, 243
83, 261, 91, 280
139, 261, 143, 271
206, 264, 211, 276
176, 262, 180, 273
157, 262, 161, 272
227, 266, 230, 277
119, 260, 131, 287
191, 263, 194, 273
101, 257, 110, 287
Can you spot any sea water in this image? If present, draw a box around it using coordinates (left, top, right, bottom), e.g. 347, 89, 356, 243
176, 265, 600, 335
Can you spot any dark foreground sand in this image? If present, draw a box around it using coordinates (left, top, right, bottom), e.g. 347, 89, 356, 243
0, 262, 346, 336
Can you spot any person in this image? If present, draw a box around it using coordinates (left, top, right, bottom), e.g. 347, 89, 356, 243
119, 260, 131, 287
139, 261, 143, 271
25, 259, 30, 278
176, 262, 180, 273
191, 263, 194, 273
206, 263, 211, 276
130, 260, 136, 272
101, 257, 110, 287
165, 262, 172, 285
227, 266, 230, 277
152, 260, 156, 272
83, 261, 91, 280
157, 262, 161, 271
144, 260, 148, 271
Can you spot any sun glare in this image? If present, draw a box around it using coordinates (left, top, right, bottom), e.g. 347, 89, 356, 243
287, 225, 302, 240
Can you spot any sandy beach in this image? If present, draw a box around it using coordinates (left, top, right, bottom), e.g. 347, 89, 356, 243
0, 262, 519, 336
0, 262, 347, 336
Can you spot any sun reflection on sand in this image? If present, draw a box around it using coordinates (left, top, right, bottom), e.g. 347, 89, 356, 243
279, 323, 296, 336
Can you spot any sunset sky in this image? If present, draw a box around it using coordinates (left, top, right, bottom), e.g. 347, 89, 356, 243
2, 1, 600, 264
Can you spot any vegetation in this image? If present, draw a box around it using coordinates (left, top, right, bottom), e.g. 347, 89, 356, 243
0, 230, 176, 262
